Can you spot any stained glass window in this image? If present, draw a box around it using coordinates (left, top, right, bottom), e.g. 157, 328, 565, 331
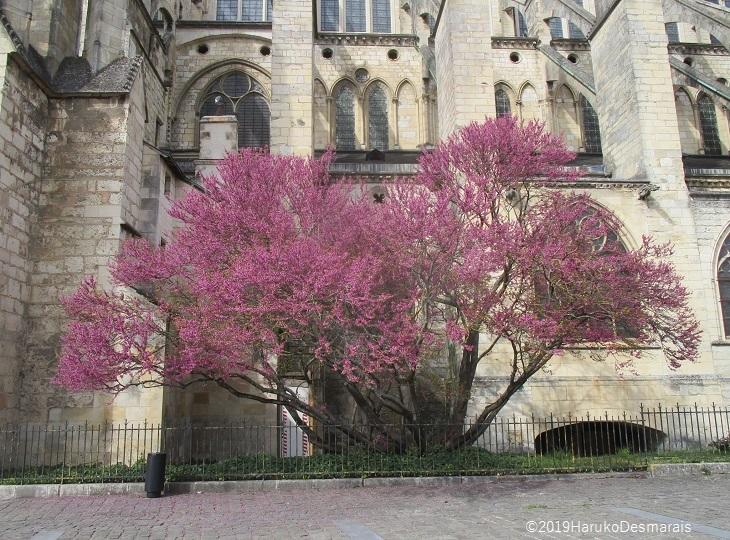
568, 22, 584, 39
549, 18, 563, 39
371, 0, 391, 33
335, 83, 357, 150
665, 23, 680, 43
221, 72, 251, 97
495, 88, 511, 118
242, 0, 263, 21
719, 233, 730, 336
200, 93, 234, 117
699, 95, 722, 156
580, 96, 602, 153
346, 0, 366, 32
237, 94, 270, 148
199, 72, 270, 149
321, 0, 339, 31
517, 11, 528, 37
367, 83, 389, 151
217, 0, 238, 20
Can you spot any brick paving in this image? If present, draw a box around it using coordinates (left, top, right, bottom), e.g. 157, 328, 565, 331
1, 474, 730, 539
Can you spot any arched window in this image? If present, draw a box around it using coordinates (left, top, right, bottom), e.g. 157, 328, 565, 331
367, 82, 389, 150
580, 96, 602, 153
495, 88, 511, 118
237, 94, 270, 148
334, 82, 357, 150
199, 71, 270, 148
698, 94, 722, 155
719, 232, 730, 336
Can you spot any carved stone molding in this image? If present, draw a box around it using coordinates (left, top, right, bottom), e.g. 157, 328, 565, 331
491, 37, 540, 50
669, 43, 729, 56
315, 33, 419, 47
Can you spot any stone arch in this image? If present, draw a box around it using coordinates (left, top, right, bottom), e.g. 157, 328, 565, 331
582, 200, 636, 251
174, 59, 271, 117
314, 79, 330, 150
715, 223, 730, 338
171, 62, 271, 149
330, 76, 364, 99
535, 421, 665, 456
518, 82, 540, 122
674, 87, 701, 154
396, 80, 419, 149
419, 12, 436, 34
176, 33, 273, 51
152, 7, 175, 33
554, 84, 581, 150
196, 71, 271, 149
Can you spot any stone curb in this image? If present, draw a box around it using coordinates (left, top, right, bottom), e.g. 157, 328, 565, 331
648, 462, 730, 477
0, 470, 649, 499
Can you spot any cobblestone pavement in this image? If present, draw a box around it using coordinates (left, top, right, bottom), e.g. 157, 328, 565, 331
2, 474, 730, 539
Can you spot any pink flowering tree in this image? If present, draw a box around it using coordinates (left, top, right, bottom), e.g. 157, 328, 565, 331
56, 117, 700, 451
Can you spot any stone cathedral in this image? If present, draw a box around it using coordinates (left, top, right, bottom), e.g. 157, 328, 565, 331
0, 0, 729, 428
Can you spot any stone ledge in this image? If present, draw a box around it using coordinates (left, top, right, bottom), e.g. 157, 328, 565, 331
649, 462, 730, 478
0, 471, 647, 499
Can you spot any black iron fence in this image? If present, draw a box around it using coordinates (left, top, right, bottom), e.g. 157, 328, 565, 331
1, 403, 728, 485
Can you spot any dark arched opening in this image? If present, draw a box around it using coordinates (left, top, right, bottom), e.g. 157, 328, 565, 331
534, 421, 666, 456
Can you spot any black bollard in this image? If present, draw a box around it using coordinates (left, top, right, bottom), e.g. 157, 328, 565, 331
145, 452, 167, 498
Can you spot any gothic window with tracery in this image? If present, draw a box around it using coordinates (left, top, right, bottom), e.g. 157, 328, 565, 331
698, 94, 722, 155
335, 83, 357, 150
495, 88, 511, 118
199, 71, 270, 148
580, 96, 602, 153
367, 82, 389, 150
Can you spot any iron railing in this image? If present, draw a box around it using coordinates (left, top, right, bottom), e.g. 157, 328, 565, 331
1, 403, 728, 485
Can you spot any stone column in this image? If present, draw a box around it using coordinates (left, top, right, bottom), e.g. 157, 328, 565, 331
195, 116, 238, 179
270, 0, 314, 155
434, 0, 497, 138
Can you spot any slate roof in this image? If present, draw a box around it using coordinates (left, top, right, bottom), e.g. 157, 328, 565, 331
0, 6, 142, 96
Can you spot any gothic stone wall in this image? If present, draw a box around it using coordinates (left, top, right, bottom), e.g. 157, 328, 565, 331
18, 76, 162, 424
0, 54, 47, 423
